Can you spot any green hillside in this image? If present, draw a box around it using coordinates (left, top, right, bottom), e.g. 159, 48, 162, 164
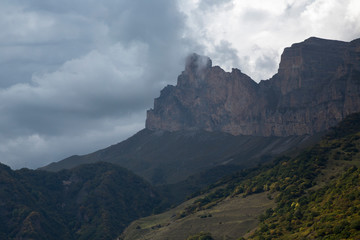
248, 113, 360, 239
2, 113, 359, 239
0, 162, 161, 240
120, 113, 360, 239
120, 191, 275, 240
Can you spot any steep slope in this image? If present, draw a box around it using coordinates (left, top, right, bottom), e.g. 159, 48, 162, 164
42, 129, 316, 185
248, 112, 360, 239
120, 192, 275, 240
120, 112, 360, 240
0, 162, 160, 240
147, 37, 360, 136
0, 164, 69, 240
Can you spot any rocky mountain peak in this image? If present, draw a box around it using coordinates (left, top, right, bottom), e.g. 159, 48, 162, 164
185, 53, 212, 74
146, 37, 360, 136
176, 53, 213, 88
274, 37, 349, 94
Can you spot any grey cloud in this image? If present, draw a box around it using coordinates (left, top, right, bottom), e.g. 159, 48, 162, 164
0, 1, 109, 87
0, 0, 187, 87
241, 8, 270, 23
0, 111, 145, 169
198, 0, 233, 10
248, 45, 279, 81
1, 42, 149, 134
255, 54, 277, 71
0, 0, 190, 169
254, 54, 278, 81
283, 0, 314, 17
207, 40, 277, 82
212, 40, 241, 70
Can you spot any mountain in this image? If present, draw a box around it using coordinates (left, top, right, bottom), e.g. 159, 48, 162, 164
120, 112, 360, 240
147, 37, 360, 136
42, 129, 317, 185
3, 37, 360, 240
40, 37, 360, 185
0, 162, 160, 240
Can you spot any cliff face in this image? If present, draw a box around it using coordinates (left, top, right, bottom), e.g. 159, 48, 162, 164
146, 37, 360, 136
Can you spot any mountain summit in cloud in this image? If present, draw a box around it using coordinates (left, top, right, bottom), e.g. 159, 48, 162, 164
146, 37, 360, 136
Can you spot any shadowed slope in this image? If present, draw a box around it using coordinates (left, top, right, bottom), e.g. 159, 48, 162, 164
0, 162, 161, 240
41, 129, 317, 185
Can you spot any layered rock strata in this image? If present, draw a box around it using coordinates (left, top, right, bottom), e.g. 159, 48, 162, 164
146, 37, 360, 136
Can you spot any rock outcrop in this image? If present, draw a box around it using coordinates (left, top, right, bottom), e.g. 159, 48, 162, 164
146, 37, 360, 136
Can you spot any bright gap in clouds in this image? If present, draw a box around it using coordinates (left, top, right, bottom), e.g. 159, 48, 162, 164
180, 0, 360, 81
0, 0, 359, 169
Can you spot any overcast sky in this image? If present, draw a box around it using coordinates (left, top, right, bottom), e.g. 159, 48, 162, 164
1, 0, 359, 169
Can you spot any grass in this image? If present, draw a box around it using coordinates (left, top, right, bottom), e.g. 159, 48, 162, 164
310, 132, 360, 190
247, 118, 360, 239
120, 192, 275, 240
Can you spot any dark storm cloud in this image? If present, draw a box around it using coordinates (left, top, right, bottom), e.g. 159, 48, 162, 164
0, 0, 190, 169
1, 43, 150, 132
0, 0, 106, 87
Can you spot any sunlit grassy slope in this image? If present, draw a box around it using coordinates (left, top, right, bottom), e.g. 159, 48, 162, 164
120, 191, 275, 240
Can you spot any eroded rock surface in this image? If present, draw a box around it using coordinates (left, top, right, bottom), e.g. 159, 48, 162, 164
146, 37, 360, 136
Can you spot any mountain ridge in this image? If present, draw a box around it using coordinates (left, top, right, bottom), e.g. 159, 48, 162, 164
120, 112, 360, 240
41, 36, 360, 185
42, 129, 318, 184
146, 37, 360, 136
0, 162, 161, 239
2, 36, 360, 240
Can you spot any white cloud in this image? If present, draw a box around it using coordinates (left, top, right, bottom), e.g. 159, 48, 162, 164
179, 0, 360, 81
